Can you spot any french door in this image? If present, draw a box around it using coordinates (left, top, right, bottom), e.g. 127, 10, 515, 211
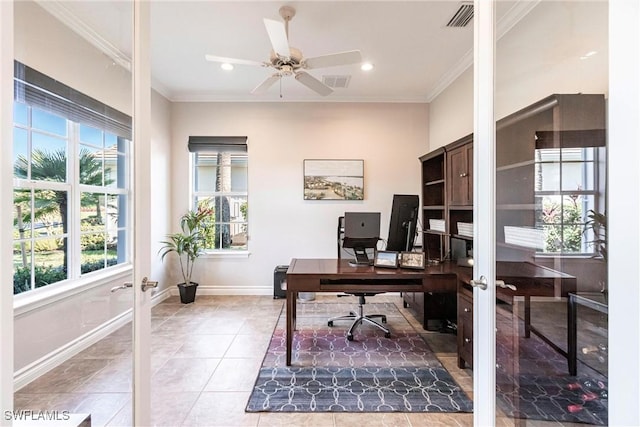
473, 1, 640, 426
1, 1, 153, 425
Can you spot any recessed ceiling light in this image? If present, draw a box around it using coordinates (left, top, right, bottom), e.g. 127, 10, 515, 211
221, 63, 234, 71
361, 62, 374, 72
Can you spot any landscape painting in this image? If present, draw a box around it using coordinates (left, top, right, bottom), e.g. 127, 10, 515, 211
303, 159, 364, 200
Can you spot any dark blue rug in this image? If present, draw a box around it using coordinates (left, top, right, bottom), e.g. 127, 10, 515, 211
246, 302, 473, 413
246, 366, 473, 413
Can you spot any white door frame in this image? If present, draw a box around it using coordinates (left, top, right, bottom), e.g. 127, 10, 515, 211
472, 1, 640, 425
472, 1, 496, 425
1, 2, 15, 424
132, 1, 152, 425
608, 1, 640, 425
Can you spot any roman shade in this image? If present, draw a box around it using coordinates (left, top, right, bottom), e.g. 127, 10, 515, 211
13, 61, 132, 139
534, 129, 607, 149
187, 136, 248, 153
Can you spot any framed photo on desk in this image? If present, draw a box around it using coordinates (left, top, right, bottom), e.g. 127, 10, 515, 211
399, 252, 425, 269
373, 250, 398, 268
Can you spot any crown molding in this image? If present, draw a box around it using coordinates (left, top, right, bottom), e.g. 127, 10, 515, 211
426, 0, 541, 103
35, 0, 131, 71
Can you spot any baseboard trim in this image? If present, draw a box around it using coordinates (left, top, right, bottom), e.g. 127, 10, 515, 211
14, 288, 171, 390
169, 285, 273, 296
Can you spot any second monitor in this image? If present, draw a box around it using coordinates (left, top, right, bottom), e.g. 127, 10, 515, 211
343, 212, 381, 266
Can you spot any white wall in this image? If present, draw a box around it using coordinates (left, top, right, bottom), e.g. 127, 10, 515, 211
429, 1, 608, 150
170, 102, 428, 293
149, 90, 172, 293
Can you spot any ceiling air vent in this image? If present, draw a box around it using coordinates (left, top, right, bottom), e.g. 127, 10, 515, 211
446, 2, 474, 28
322, 75, 351, 89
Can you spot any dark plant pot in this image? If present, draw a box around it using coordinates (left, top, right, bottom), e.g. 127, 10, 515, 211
177, 282, 198, 304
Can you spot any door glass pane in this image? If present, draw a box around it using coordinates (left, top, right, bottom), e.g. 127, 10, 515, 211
12, 0, 134, 424
495, 1, 608, 425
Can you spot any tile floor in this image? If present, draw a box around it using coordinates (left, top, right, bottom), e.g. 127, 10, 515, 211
14, 294, 592, 427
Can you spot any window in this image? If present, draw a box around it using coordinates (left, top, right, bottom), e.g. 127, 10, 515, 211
12, 62, 131, 295
189, 137, 248, 251
534, 146, 604, 254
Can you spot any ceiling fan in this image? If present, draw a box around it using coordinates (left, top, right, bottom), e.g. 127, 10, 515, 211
205, 5, 362, 96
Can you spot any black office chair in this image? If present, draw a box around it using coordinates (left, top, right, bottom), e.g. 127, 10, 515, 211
328, 293, 390, 341
328, 216, 391, 341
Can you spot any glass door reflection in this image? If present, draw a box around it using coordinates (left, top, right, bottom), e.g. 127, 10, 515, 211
494, 1, 608, 425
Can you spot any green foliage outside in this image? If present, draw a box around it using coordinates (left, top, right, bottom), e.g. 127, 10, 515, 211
13, 253, 117, 295
539, 195, 584, 253
13, 147, 117, 294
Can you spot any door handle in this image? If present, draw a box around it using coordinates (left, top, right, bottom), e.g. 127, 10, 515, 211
111, 282, 133, 292
496, 280, 517, 291
110, 277, 158, 293
470, 275, 488, 290
470, 276, 517, 292
141, 277, 158, 292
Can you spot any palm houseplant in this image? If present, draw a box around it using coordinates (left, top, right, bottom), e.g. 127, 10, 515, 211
584, 209, 607, 298
159, 200, 213, 303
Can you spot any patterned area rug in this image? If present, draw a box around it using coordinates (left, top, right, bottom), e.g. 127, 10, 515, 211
246, 301, 473, 413
495, 305, 608, 425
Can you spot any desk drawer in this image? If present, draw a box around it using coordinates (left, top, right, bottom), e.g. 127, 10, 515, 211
457, 291, 473, 369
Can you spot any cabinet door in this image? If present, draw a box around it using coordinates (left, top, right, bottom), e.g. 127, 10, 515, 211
448, 144, 472, 205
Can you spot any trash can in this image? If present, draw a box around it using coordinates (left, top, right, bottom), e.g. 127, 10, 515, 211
298, 292, 316, 301
273, 265, 288, 299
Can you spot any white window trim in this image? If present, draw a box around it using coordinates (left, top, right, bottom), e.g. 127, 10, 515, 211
13, 263, 132, 316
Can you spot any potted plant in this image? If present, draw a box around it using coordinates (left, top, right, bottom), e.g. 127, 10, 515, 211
159, 200, 213, 303
584, 209, 607, 298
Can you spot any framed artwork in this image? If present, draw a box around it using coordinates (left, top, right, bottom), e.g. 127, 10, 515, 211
303, 159, 364, 200
399, 251, 426, 269
373, 250, 398, 268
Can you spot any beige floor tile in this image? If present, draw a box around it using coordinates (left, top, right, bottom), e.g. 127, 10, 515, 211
257, 412, 335, 427
204, 358, 263, 392
182, 391, 260, 426
406, 412, 473, 427
225, 334, 272, 358
152, 358, 221, 392
333, 412, 411, 427
173, 334, 235, 358
18, 359, 112, 394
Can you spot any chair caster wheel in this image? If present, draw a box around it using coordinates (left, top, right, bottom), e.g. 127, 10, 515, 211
385, 332, 391, 338
347, 334, 354, 341
381, 316, 387, 323
328, 321, 333, 327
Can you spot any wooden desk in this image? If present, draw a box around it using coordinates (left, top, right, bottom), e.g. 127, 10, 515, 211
456, 261, 577, 370
285, 258, 457, 366
285, 259, 577, 370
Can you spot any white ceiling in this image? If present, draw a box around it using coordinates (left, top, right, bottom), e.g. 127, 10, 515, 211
43, 1, 530, 103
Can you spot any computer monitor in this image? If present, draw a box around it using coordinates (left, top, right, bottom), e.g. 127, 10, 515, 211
386, 194, 419, 252
343, 212, 381, 266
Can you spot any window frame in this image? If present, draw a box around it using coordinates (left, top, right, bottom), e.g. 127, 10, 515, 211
191, 150, 249, 254
534, 146, 604, 256
12, 64, 133, 298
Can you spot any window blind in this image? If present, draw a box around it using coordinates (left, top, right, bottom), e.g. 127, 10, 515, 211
188, 136, 248, 153
13, 61, 132, 139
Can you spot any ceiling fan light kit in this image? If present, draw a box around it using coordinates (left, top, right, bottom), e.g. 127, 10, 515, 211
205, 5, 363, 96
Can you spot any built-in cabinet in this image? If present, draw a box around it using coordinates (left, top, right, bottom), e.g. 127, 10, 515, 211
406, 94, 606, 366
447, 137, 473, 207
404, 136, 473, 329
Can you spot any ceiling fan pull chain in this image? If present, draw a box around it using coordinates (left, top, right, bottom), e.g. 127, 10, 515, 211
279, 77, 283, 99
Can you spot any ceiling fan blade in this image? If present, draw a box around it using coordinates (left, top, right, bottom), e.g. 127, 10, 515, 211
303, 50, 363, 70
295, 72, 333, 96
263, 18, 290, 59
251, 74, 281, 94
205, 54, 266, 67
